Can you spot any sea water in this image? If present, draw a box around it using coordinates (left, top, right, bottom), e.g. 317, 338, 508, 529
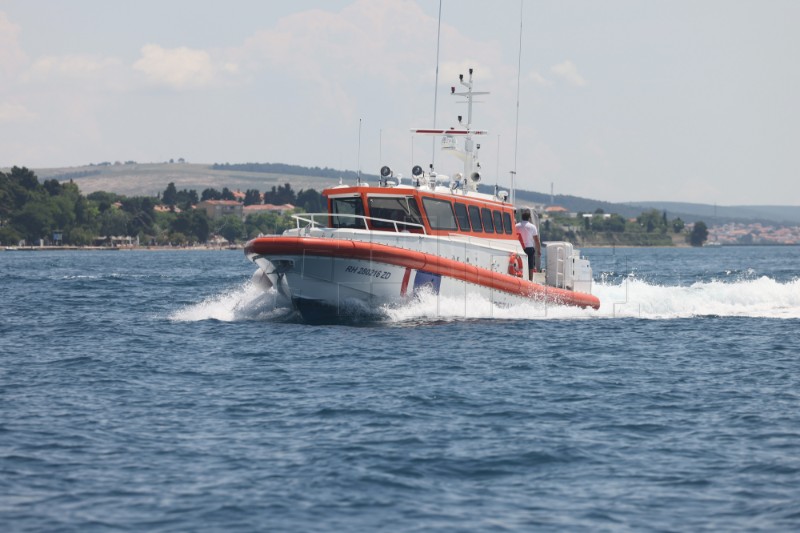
1, 246, 799, 531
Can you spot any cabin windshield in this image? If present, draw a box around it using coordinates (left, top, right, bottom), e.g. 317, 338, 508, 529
330, 197, 365, 228
368, 196, 423, 230
421, 197, 458, 230
502, 212, 513, 234
454, 202, 471, 231
468, 205, 483, 232
481, 207, 495, 233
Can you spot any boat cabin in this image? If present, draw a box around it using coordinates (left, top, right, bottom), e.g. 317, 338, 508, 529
323, 186, 517, 240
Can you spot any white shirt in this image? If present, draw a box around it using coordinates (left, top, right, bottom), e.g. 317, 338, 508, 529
515, 220, 539, 248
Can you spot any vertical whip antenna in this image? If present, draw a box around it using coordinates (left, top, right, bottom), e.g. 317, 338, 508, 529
357, 118, 362, 185
512, 0, 524, 206
431, 0, 443, 168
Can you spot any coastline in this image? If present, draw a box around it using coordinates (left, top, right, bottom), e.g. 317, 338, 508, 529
3, 245, 243, 252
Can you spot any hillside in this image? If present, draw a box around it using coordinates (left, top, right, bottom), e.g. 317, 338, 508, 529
631, 201, 800, 226
23, 162, 800, 226
32, 162, 347, 197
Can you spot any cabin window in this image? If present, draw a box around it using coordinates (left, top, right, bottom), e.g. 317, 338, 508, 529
481, 207, 495, 233
367, 196, 423, 230
492, 210, 503, 234
502, 212, 513, 234
421, 197, 458, 230
330, 197, 365, 229
468, 205, 483, 232
454, 202, 470, 231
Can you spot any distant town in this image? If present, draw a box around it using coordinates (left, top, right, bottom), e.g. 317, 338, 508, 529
707, 222, 800, 246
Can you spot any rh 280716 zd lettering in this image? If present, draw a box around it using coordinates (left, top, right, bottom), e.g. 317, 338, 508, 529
344, 265, 392, 279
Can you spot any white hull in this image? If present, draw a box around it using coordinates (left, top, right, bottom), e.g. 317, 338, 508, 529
247, 238, 598, 322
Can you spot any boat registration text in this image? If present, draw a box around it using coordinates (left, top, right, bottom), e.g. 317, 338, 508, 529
344, 265, 393, 279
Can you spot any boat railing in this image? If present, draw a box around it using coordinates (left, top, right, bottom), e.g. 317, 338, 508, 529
292, 213, 428, 235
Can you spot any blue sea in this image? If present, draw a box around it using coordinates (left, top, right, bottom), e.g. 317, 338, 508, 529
2, 246, 800, 532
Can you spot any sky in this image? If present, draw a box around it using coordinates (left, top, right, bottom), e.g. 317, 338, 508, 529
1, 0, 798, 205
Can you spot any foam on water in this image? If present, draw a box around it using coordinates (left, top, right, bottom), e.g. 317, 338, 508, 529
169, 281, 292, 322
173, 275, 800, 324
595, 275, 800, 319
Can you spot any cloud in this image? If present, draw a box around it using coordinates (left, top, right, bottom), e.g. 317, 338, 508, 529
551, 60, 586, 87
0, 102, 35, 122
230, 0, 441, 123
230, 0, 513, 129
528, 70, 552, 87
237, 0, 432, 83
0, 11, 27, 76
27, 55, 122, 79
133, 44, 216, 90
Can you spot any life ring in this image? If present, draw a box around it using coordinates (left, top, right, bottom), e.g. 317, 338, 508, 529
508, 253, 524, 278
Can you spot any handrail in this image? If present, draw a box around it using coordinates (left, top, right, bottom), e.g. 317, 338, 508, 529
292, 213, 428, 235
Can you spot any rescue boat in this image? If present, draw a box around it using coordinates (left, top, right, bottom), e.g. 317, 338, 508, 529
245, 69, 600, 322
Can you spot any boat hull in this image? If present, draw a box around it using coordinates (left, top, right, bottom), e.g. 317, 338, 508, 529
245, 236, 599, 321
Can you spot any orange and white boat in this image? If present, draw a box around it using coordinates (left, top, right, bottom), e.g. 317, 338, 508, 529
245, 70, 599, 322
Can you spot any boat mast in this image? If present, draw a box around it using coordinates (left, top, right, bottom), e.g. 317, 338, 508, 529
450, 68, 489, 190
413, 69, 488, 192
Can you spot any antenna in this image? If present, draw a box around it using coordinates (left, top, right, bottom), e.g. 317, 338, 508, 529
496, 134, 500, 191
510, 171, 516, 206
512, 0, 523, 206
431, 0, 443, 167
357, 118, 362, 184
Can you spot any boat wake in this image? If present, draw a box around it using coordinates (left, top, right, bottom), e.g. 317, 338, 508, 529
170, 276, 800, 324
593, 275, 800, 319
382, 276, 800, 322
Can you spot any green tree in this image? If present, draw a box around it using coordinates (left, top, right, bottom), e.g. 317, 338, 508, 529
245, 212, 280, 237
99, 208, 130, 236
689, 221, 709, 246
170, 210, 210, 243
243, 189, 261, 206
264, 183, 296, 205
175, 189, 198, 210
43, 178, 62, 196
214, 215, 245, 243
67, 227, 95, 246
637, 209, 666, 234
2, 167, 42, 215
12, 200, 55, 243
120, 197, 156, 235
87, 191, 122, 212
201, 188, 222, 201
11, 166, 39, 192
0, 226, 22, 246
595, 213, 626, 232
162, 182, 178, 206
296, 188, 324, 212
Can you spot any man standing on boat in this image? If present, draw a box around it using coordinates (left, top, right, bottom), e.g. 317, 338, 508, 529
516, 210, 541, 280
